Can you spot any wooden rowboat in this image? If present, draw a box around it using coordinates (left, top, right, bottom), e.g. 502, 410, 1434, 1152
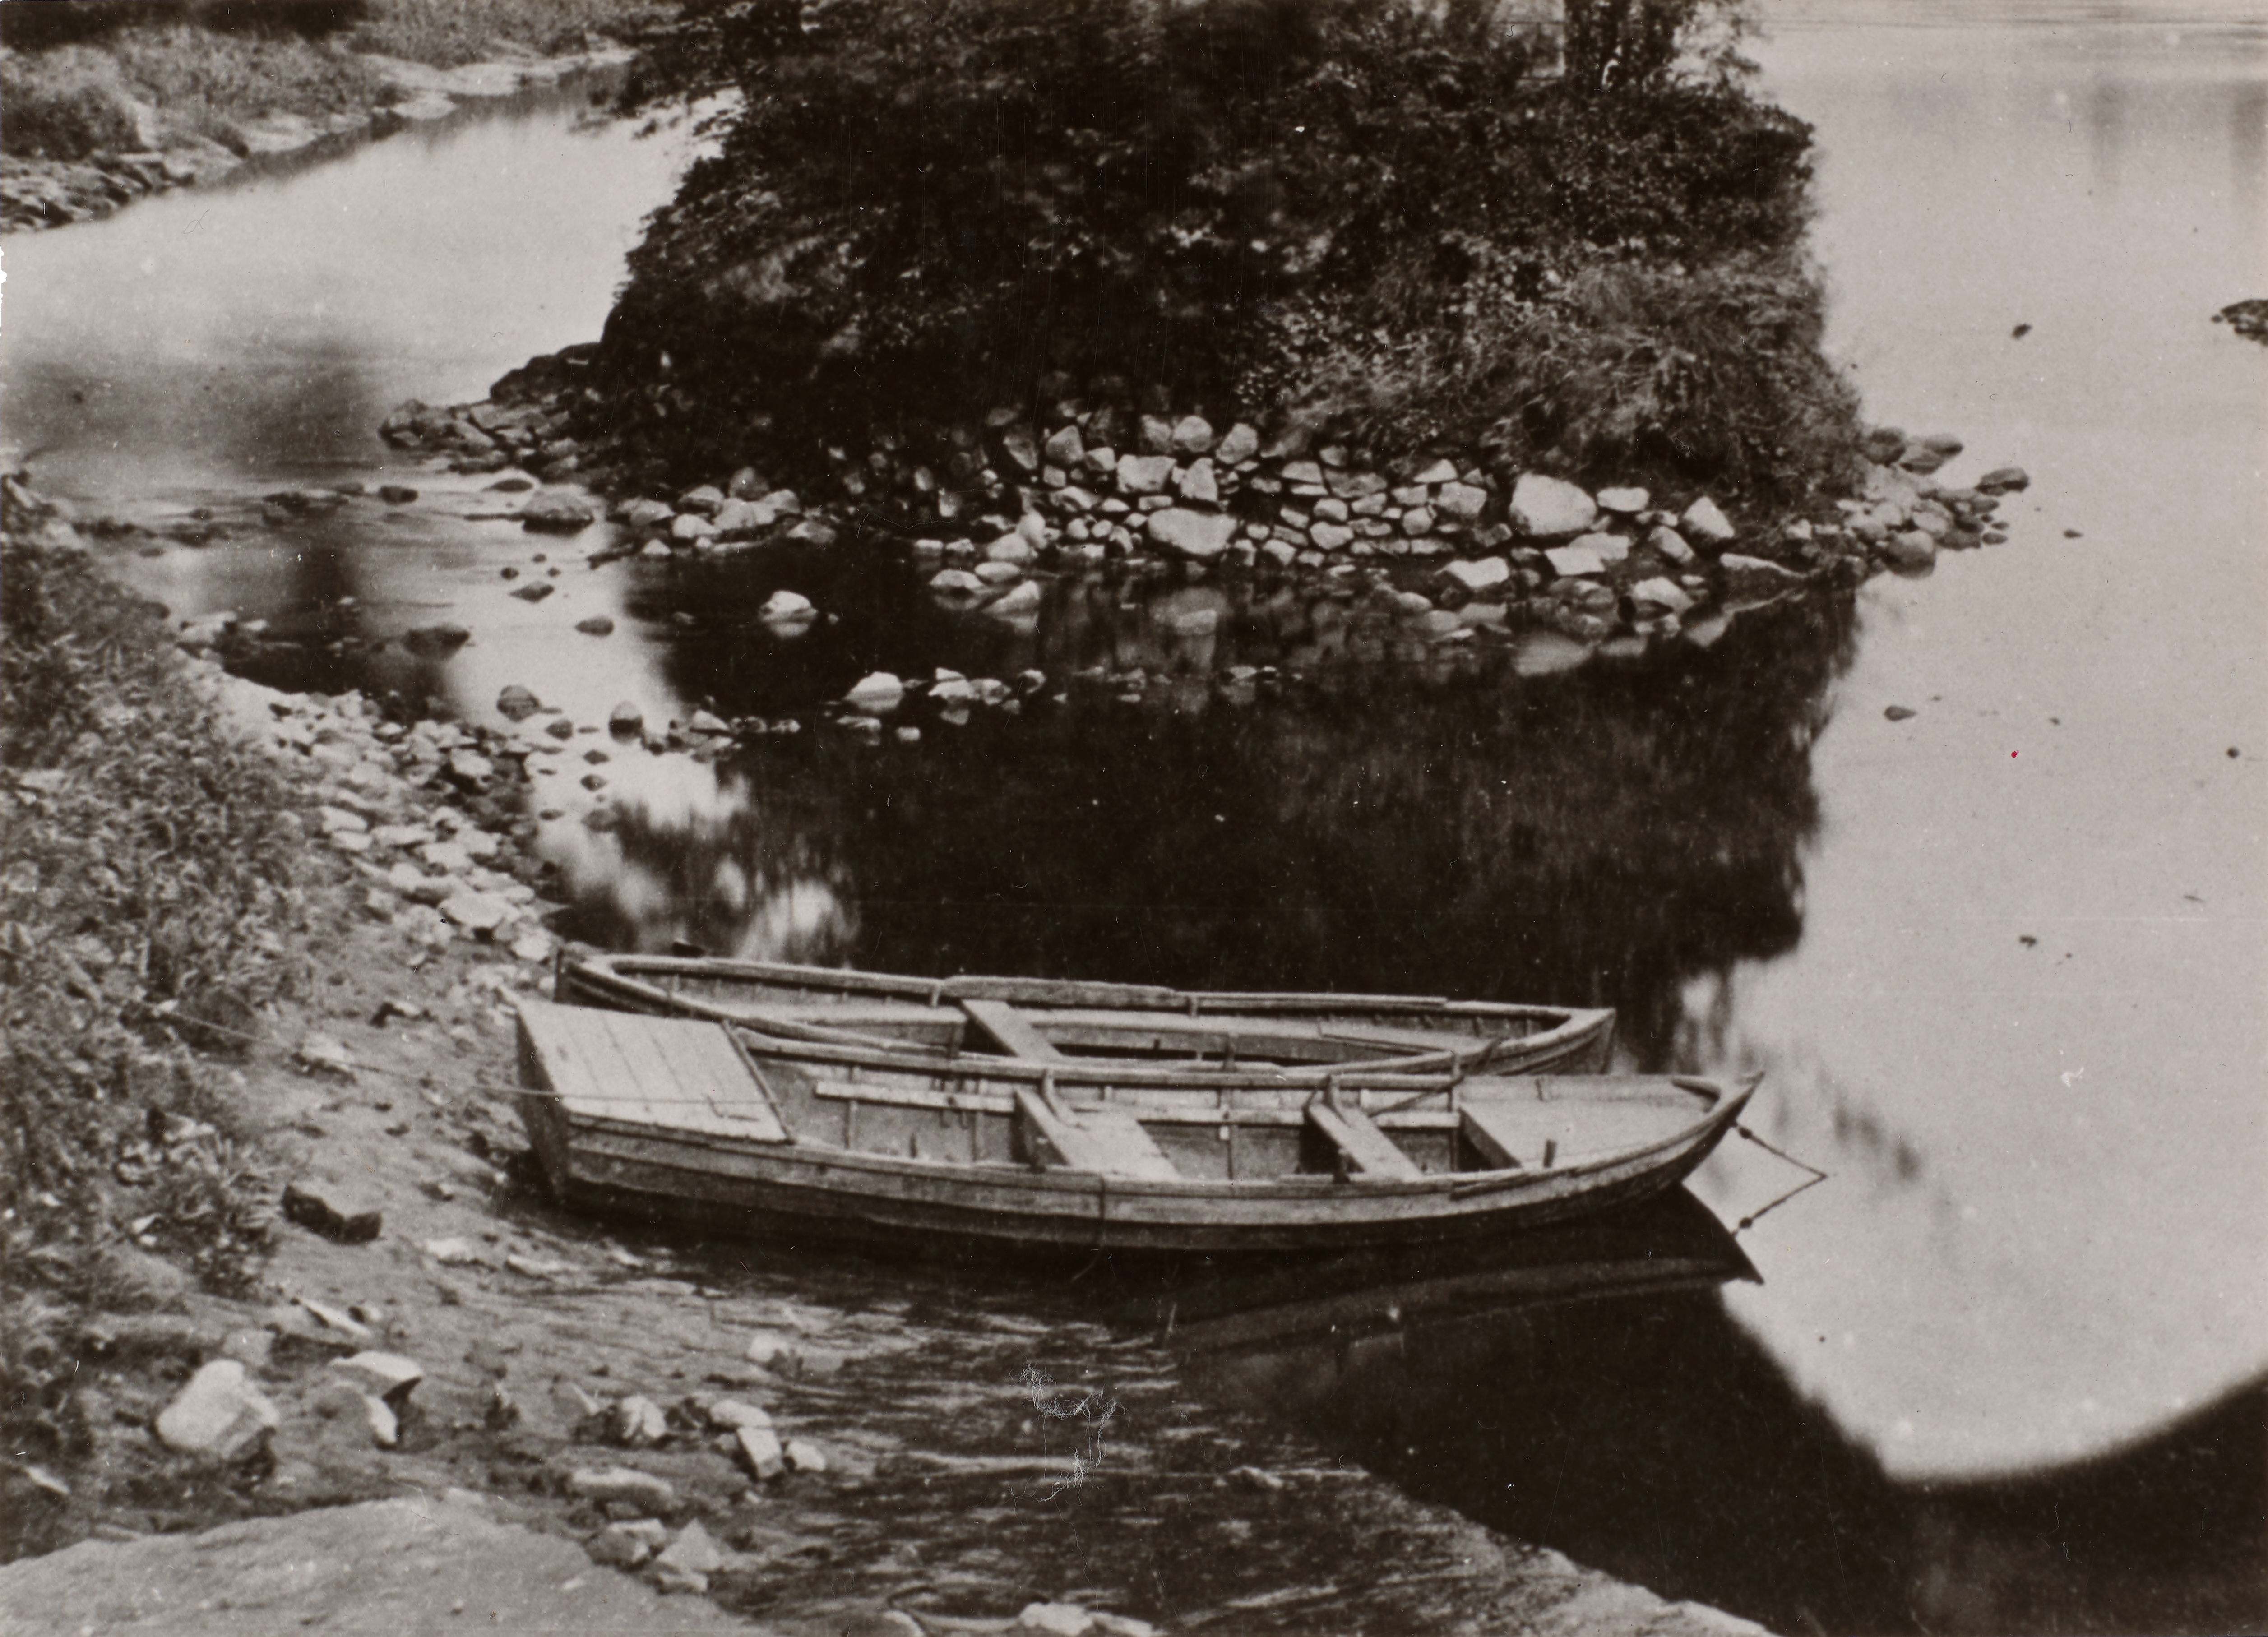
554, 952, 1616, 1079
514, 998, 1754, 1256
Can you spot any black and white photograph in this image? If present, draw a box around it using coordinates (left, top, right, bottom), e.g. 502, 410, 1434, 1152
0, 0, 2261, 1631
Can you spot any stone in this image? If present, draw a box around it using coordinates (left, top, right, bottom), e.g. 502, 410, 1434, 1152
1431, 481, 1487, 522
984, 532, 1033, 567
1411, 458, 1461, 485
689, 710, 732, 736
93, 1244, 195, 1313
1043, 425, 1085, 469
156, 1360, 279, 1462
784, 1439, 828, 1473
1176, 459, 1218, 506
376, 485, 418, 505
1115, 454, 1176, 496
282, 1177, 380, 1241
1439, 556, 1511, 593
669, 514, 716, 545
1543, 544, 1607, 578
734, 1425, 786, 1480
1146, 509, 1236, 562
930, 569, 986, 601
1629, 577, 1696, 616
509, 582, 555, 604
676, 486, 726, 517
1915, 431, 1964, 457
657, 1520, 725, 1577
1596, 486, 1650, 514
1016, 1605, 1095, 1637
704, 1400, 773, 1434
1569, 531, 1629, 568
1976, 465, 2031, 493
1400, 506, 1435, 536
1309, 522, 1354, 553
332, 1351, 424, 1410
711, 498, 766, 536
1879, 530, 1938, 572
585, 1524, 651, 1569
759, 589, 815, 621
1885, 705, 1919, 722
844, 673, 904, 716
1644, 525, 1695, 566
975, 561, 1023, 586
439, 891, 512, 934
496, 685, 541, 722
401, 624, 471, 657
1680, 497, 1736, 547
521, 492, 595, 532
1719, 553, 1807, 594
1215, 422, 1260, 465
576, 616, 615, 637
567, 1467, 677, 1512
608, 702, 644, 737
996, 423, 1041, 475
611, 1396, 669, 1447
1508, 474, 1597, 539
1168, 415, 1216, 456
615, 498, 674, 531
986, 580, 1043, 618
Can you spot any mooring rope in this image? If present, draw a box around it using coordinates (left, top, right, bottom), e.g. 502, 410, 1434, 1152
1729, 1122, 1830, 1232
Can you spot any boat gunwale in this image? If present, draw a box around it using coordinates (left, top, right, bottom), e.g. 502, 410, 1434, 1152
559, 954, 1616, 1080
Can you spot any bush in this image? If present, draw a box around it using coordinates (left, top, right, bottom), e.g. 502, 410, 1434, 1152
348, 0, 675, 67
595, 0, 1851, 500
1, 487, 297, 1341
0, 47, 149, 160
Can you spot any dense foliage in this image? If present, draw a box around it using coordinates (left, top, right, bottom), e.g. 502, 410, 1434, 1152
1, 488, 300, 1476
596, 0, 1855, 500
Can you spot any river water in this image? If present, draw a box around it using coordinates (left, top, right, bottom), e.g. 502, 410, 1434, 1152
3, 12, 2263, 1632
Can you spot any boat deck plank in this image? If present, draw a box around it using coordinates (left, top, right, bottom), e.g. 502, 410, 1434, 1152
1305, 1100, 1423, 1179
520, 999, 787, 1142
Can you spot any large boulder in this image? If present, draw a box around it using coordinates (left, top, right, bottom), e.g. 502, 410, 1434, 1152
520, 491, 595, 533
1146, 509, 1236, 563
157, 1360, 280, 1462
1508, 474, 1597, 540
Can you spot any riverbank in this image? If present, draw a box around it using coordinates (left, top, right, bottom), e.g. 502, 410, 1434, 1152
0, 475, 1773, 1634
0, 0, 667, 232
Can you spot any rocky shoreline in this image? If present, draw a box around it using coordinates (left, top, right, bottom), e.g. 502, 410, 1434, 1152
5, 476, 1780, 1634
358, 347, 2032, 741
0, 42, 633, 235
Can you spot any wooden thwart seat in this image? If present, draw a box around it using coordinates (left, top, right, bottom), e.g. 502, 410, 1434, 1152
1305, 1096, 1421, 1179
961, 997, 1067, 1061
1015, 1086, 1179, 1179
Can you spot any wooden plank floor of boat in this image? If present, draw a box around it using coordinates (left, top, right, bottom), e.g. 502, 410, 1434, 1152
518, 999, 787, 1142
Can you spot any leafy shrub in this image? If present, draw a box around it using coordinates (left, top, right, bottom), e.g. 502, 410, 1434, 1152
595, 0, 1850, 499
0, 47, 148, 160
348, 0, 674, 68
1, 487, 300, 1332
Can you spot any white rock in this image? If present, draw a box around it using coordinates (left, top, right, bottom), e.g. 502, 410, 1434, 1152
1544, 544, 1608, 578
439, 891, 511, 934
1016, 1604, 1095, 1637
1629, 577, 1696, 616
844, 673, 905, 716
735, 1425, 786, 1480
1114, 454, 1176, 495
567, 1466, 677, 1511
611, 1395, 670, 1448
1176, 459, 1219, 506
759, 589, 814, 621
1146, 509, 1236, 562
984, 532, 1033, 566
1509, 474, 1597, 539
704, 1399, 774, 1434
1719, 553, 1805, 593
1169, 415, 1216, 456
1644, 525, 1695, 566
657, 1520, 725, 1577
1596, 486, 1651, 514
1432, 481, 1488, 522
1440, 556, 1511, 593
1681, 496, 1737, 546
1215, 422, 1261, 465
1568, 531, 1629, 568
986, 580, 1043, 618
784, 1438, 828, 1473
156, 1360, 279, 1461
332, 1350, 425, 1407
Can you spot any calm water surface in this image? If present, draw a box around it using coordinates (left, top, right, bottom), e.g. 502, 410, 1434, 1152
3, 15, 2263, 1632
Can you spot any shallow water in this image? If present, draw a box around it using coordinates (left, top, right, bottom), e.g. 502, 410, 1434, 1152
4, 14, 2264, 1632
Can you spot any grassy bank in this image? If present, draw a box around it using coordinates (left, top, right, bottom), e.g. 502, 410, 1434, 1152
0, 0, 670, 162
587, 0, 1860, 506
0, 481, 297, 1518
